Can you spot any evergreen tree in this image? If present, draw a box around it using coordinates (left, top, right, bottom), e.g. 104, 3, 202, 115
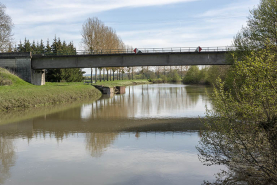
16, 36, 84, 82
38, 39, 45, 54
23, 38, 31, 52
31, 40, 36, 53
45, 39, 51, 54
17, 40, 23, 52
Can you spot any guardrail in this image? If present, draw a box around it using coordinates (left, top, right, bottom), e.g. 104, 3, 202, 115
32, 46, 236, 56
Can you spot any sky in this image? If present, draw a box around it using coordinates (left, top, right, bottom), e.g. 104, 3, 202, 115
2, 0, 260, 73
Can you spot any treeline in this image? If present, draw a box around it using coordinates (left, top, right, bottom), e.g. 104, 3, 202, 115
88, 66, 187, 83
15, 37, 83, 82
182, 66, 230, 86
16, 37, 76, 55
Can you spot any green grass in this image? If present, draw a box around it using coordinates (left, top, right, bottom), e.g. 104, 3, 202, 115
0, 68, 102, 111
0, 68, 150, 111
93, 79, 151, 87
0, 68, 30, 86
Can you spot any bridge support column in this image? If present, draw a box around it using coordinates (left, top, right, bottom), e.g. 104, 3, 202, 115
31, 69, 45, 85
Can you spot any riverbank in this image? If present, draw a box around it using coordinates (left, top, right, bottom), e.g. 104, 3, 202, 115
0, 68, 101, 111
0, 82, 102, 111
0, 68, 151, 111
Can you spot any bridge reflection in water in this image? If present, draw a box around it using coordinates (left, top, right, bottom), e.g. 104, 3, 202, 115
0, 84, 221, 185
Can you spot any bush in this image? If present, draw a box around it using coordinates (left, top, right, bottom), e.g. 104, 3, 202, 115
0, 78, 12, 86
161, 75, 167, 83
183, 66, 200, 84
171, 70, 181, 82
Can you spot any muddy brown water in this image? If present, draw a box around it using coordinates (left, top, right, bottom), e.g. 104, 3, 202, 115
0, 84, 222, 185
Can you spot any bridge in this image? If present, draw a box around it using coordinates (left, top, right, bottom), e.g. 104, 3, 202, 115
0, 47, 233, 85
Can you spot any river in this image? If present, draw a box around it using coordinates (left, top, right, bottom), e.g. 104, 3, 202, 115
0, 84, 222, 185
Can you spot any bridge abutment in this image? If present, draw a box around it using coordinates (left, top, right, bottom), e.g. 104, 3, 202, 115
0, 52, 45, 85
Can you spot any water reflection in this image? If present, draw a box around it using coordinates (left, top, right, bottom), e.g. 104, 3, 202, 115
0, 84, 218, 185
86, 84, 212, 119
86, 133, 118, 157
0, 135, 15, 184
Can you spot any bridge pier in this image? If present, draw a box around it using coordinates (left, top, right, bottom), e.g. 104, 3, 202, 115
0, 52, 45, 86
31, 69, 45, 85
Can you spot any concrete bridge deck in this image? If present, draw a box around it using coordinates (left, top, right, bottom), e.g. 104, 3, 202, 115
0, 47, 232, 85
32, 51, 229, 69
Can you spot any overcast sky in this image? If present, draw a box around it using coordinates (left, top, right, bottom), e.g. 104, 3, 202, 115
2, 0, 260, 49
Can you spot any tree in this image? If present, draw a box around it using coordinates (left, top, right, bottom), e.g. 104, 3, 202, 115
197, 2, 277, 183
183, 66, 200, 84
81, 17, 128, 80
197, 45, 277, 184
0, 3, 13, 52
232, 0, 277, 60
16, 36, 83, 82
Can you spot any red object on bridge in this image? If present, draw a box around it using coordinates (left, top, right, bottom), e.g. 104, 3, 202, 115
134, 48, 139, 54
195, 46, 202, 52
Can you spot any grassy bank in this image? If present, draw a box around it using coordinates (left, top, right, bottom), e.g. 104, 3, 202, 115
93, 79, 151, 87
0, 68, 102, 111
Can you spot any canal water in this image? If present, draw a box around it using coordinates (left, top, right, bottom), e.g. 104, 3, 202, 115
0, 84, 222, 185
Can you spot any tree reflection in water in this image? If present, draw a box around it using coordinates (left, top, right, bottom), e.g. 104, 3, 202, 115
85, 133, 118, 157
0, 135, 16, 184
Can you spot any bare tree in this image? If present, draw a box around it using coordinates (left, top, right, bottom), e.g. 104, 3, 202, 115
0, 3, 13, 52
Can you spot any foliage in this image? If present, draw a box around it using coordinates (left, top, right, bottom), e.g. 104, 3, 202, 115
16, 37, 84, 82
148, 78, 164, 83
0, 82, 102, 112
197, 46, 277, 184
171, 70, 181, 82
183, 66, 201, 84
206, 66, 231, 86
160, 75, 168, 83
0, 68, 28, 86
0, 3, 13, 52
228, 0, 277, 66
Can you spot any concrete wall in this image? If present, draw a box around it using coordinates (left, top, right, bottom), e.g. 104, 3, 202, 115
31, 69, 45, 85
32, 52, 229, 69
0, 52, 32, 83
0, 52, 45, 85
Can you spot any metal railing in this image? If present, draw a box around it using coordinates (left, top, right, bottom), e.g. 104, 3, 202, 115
32, 46, 236, 56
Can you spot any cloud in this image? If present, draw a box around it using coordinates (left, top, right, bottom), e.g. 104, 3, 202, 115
2, 0, 259, 51
6, 0, 198, 24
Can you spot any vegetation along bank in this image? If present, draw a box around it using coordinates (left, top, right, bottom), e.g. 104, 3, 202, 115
0, 68, 102, 111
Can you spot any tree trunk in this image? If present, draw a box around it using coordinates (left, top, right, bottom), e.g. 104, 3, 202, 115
91, 68, 92, 84
132, 67, 133, 80
99, 69, 102, 82
158, 68, 159, 78
113, 71, 115, 81
106, 69, 108, 81
95, 68, 97, 83
181, 66, 183, 78
110, 69, 111, 81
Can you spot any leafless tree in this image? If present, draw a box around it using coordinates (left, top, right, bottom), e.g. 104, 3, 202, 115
0, 3, 13, 52
81, 17, 132, 80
